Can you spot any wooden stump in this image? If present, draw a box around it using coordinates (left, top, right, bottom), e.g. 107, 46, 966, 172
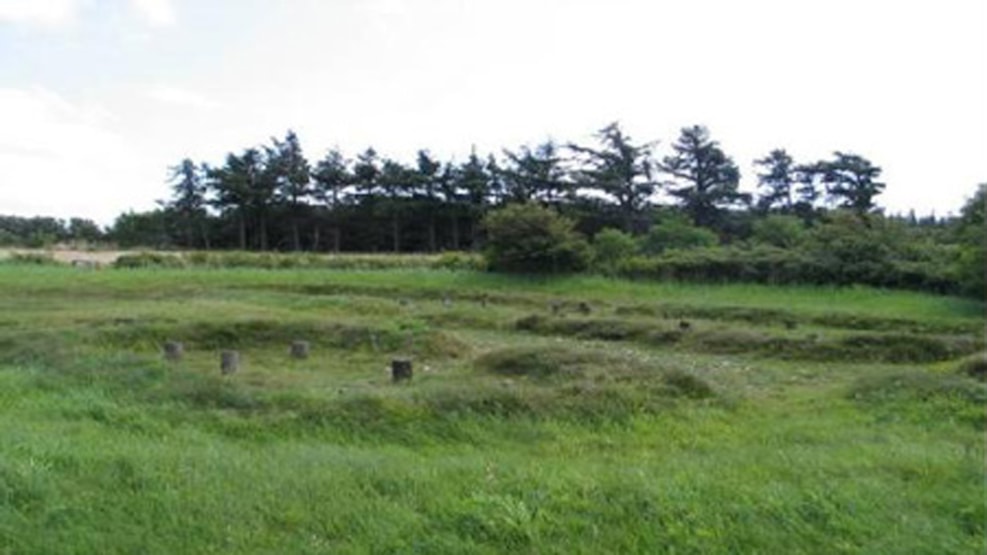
220, 350, 240, 375
163, 340, 184, 361
391, 358, 413, 382
290, 340, 310, 359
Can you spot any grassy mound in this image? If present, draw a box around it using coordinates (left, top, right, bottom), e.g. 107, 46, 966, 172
515, 314, 982, 363
956, 352, 987, 381
849, 369, 987, 428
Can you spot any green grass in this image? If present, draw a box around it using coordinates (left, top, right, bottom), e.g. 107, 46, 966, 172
0, 264, 983, 553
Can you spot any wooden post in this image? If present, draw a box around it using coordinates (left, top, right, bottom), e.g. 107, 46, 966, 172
163, 340, 184, 361
290, 340, 310, 359
391, 358, 413, 382
221, 350, 240, 375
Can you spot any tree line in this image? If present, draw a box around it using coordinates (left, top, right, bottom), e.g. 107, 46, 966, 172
114, 123, 891, 253
0, 122, 981, 298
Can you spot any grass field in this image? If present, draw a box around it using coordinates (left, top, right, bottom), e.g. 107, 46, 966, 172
0, 263, 984, 553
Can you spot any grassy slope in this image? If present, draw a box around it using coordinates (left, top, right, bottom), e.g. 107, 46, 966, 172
0, 265, 983, 554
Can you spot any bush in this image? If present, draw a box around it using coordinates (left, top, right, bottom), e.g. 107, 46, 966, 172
639, 213, 718, 255
591, 228, 638, 275
954, 184, 985, 299
803, 211, 897, 286
3, 252, 59, 266
483, 204, 590, 273
113, 252, 185, 269
432, 251, 487, 271
750, 215, 805, 248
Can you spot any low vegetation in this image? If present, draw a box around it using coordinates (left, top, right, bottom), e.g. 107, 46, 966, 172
0, 263, 983, 552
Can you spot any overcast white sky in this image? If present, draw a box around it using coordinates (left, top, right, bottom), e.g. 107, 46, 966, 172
1, 0, 984, 224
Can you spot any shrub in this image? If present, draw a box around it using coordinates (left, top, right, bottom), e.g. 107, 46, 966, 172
750, 214, 805, 248
113, 252, 185, 269
639, 214, 718, 255
483, 203, 590, 273
4, 252, 59, 266
432, 251, 487, 271
953, 184, 985, 299
590, 228, 638, 275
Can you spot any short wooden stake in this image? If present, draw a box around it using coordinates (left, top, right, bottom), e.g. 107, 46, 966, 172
391, 358, 413, 382
290, 340, 310, 359
163, 340, 184, 361
221, 350, 240, 375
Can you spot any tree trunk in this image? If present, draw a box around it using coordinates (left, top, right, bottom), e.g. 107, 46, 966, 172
238, 211, 247, 250
332, 227, 341, 253
200, 220, 211, 250
451, 214, 460, 251
392, 215, 401, 253
259, 213, 269, 251
428, 213, 437, 252
291, 217, 301, 251
468, 214, 480, 249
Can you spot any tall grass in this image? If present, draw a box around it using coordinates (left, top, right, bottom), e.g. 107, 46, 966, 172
0, 264, 983, 553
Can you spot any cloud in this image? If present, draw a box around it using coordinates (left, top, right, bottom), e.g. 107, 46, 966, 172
0, 87, 155, 223
131, 0, 175, 27
0, 0, 83, 27
147, 86, 219, 110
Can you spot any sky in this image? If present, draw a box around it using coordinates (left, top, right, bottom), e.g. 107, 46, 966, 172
1, 0, 984, 225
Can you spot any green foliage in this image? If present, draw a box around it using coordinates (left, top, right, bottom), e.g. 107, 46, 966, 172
569, 122, 657, 232
816, 152, 885, 214
2, 252, 59, 266
754, 148, 797, 212
803, 211, 896, 285
113, 252, 186, 269
432, 251, 487, 271
110, 210, 174, 249
174, 250, 483, 271
639, 213, 718, 255
590, 228, 638, 275
750, 214, 805, 248
483, 203, 590, 273
661, 125, 746, 227
954, 184, 985, 299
